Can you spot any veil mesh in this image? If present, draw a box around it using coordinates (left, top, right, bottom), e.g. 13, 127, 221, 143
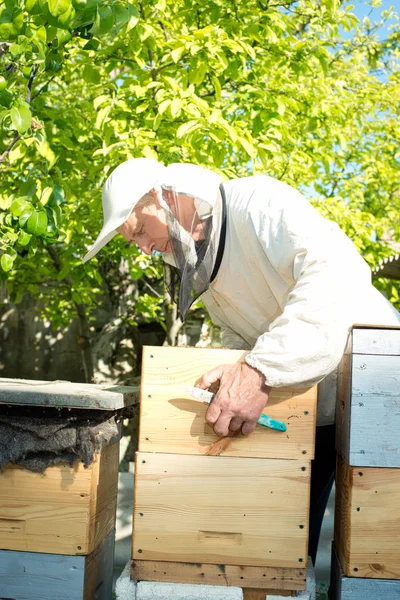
159, 184, 225, 321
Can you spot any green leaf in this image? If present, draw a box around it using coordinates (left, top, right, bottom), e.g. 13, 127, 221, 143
19, 205, 35, 227
93, 94, 109, 109
26, 211, 48, 236
57, 263, 71, 280
113, 5, 130, 28
18, 230, 32, 246
238, 136, 257, 158
10, 106, 32, 134
91, 6, 113, 34
176, 120, 201, 139
171, 45, 186, 63
126, 3, 139, 32
36, 141, 57, 168
1, 254, 14, 272
72, 291, 82, 304
48, 0, 71, 17
83, 64, 101, 84
317, 54, 329, 76
10, 199, 33, 217
169, 98, 182, 118
49, 185, 65, 206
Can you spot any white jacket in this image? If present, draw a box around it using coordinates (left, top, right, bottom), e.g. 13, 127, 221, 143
201, 176, 400, 426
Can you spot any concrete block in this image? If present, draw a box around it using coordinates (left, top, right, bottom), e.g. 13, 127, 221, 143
137, 581, 243, 600
116, 561, 137, 600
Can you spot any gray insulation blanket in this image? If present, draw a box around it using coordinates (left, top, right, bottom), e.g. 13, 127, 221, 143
0, 405, 131, 473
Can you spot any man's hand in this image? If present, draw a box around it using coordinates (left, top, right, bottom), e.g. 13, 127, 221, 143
195, 362, 271, 437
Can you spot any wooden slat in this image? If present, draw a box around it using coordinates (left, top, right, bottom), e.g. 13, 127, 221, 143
243, 589, 295, 598
352, 327, 400, 356
0, 443, 119, 555
335, 456, 400, 579
131, 560, 307, 591
0, 378, 139, 409
139, 346, 317, 460
132, 452, 310, 568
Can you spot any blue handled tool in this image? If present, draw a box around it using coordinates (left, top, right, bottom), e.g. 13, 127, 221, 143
185, 386, 286, 432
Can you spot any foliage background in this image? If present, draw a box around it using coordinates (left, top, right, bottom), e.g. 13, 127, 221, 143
0, 0, 399, 381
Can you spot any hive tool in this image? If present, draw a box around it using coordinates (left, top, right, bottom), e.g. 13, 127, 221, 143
185, 386, 287, 432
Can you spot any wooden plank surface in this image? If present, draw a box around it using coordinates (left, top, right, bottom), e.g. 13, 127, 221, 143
330, 543, 400, 600
133, 452, 310, 568
352, 327, 400, 356
0, 443, 119, 555
335, 353, 352, 463
88, 442, 119, 552
139, 346, 317, 460
0, 378, 139, 409
335, 456, 400, 579
131, 560, 307, 591
334, 456, 352, 580
346, 354, 400, 467
84, 528, 115, 600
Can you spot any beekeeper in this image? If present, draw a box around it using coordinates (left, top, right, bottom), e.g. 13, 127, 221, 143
82, 158, 400, 563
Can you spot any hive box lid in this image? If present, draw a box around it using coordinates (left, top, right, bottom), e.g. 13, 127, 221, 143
0, 378, 139, 410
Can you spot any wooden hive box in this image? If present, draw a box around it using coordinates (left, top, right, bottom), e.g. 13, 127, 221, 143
336, 325, 400, 468
335, 454, 400, 580
0, 442, 119, 556
132, 346, 318, 592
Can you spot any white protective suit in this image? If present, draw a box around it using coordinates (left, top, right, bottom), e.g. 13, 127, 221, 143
201, 175, 400, 426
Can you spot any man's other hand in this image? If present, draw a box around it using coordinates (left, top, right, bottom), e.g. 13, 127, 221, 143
195, 363, 271, 437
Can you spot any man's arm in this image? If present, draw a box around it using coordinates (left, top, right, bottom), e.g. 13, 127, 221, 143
198, 179, 372, 436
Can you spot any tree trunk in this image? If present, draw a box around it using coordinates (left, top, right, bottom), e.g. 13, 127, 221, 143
163, 264, 183, 346
46, 246, 94, 383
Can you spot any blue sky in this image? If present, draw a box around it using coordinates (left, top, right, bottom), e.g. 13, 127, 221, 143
349, 0, 397, 39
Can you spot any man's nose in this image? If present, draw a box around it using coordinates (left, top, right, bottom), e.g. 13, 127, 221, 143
136, 236, 152, 255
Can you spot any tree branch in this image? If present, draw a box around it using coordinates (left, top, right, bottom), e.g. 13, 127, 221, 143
0, 133, 20, 165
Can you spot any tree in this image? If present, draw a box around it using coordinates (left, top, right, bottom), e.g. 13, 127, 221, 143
0, 0, 399, 380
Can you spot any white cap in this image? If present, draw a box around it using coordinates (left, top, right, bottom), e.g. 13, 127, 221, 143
82, 158, 167, 263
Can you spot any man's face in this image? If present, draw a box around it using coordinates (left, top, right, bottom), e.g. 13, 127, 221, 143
117, 190, 171, 255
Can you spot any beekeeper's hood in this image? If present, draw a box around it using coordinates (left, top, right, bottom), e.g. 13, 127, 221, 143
82, 158, 224, 320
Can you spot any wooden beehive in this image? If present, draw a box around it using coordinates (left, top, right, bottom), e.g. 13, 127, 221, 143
0, 442, 119, 556
132, 346, 318, 593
